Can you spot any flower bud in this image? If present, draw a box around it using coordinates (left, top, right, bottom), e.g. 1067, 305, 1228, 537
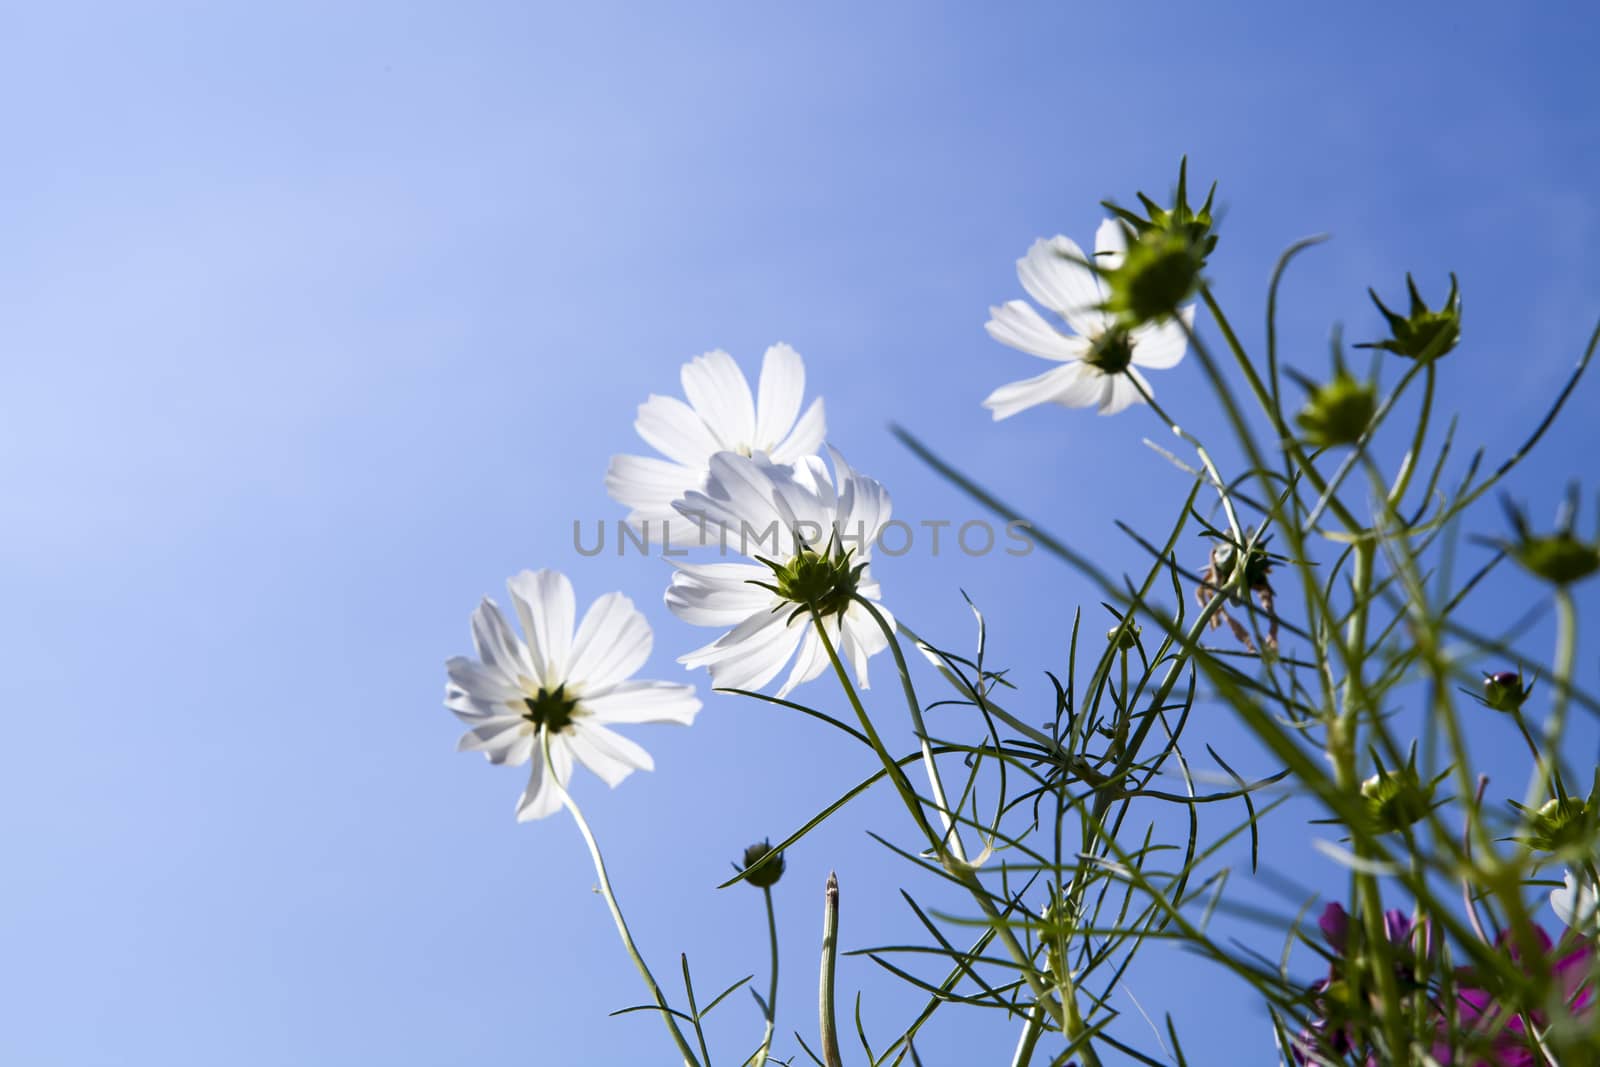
1101, 157, 1219, 258
1481, 670, 1531, 713
1294, 371, 1377, 449
1099, 158, 1218, 326
1106, 620, 1141, 652
1500, 488, 1600, 587
1524, 797, 1596, 855
1360, 766, 1434, 834
1356, 273, 1460, 361
738, 840, 786, 888
1512, 534, 1600, 587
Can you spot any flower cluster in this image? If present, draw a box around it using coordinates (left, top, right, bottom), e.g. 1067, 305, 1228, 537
432, 157, 1600, 1067
447, 346, 897, 816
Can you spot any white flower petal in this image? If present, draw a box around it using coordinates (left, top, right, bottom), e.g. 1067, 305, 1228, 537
841, 604, 893, 689
607, 453, 700, 526
582, 680, 701, 726
1017, 236, 1107, 336
770, 455, 834, 540
1129, 306, 1193, 370
1093, 218, 1128, 274
771, 397, 826, 464
1551, 869, 1600, 932
567, 592, 652, 691
681, 350, 756, 450
515, 739, 573, 822
569, 722, 655, 787
445, 656, 521, 711
983, 363, 1098, 420
829, 446, 892, 549
469, 600, 532, 682
985, 301, 1092, 362
665, 562, 776, 626
1098, 369, 1151, 416
681, 610, 806, 693
457, 717, 535, 766
679, 452, 792, 554
507, 570, 575, 687
777, 628, 831, 698
754, 343, 806, 450
636, 394, 721, 468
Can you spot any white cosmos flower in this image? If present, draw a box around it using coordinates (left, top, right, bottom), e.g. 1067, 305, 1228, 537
666, 448, 894, 698
984, 219, 1193, 419
445, 569, 700, 821
1550, 867, 1600, 932
606, 345, 826, 530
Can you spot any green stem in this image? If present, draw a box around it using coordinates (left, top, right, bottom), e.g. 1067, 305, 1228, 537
1128, 373, 1243, 541
819, 873, 843, 1067
1336, 539, 1408, 1060
557, 773, 701, 1067
755, 885, 779, 1066
1199, 283, 1363, 532
809, 611, 1074, 1041
852, 596, 966, 860
1531, 590, 1579, 810
1009, 1001, 1045, 1067
1386, 362, 1436, 512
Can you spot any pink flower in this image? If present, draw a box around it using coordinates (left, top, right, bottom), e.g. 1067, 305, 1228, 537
1444, 924, 1596, 1066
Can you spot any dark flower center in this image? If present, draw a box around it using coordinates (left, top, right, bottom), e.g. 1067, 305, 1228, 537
1085, 327, 1135, 374
522, 684, 579, 734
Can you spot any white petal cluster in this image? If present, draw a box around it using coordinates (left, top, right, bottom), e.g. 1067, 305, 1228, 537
666, 448, 895, 697
607, 345, 826, 529
984, 220, 1192, 419
446, 569, 700, 821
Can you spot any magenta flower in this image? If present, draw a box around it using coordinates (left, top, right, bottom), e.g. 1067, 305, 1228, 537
1293, 903, 1419, 1065
1444, 924, 1596, 1066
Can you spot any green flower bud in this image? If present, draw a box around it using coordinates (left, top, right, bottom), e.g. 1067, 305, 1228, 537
1481, 671, 1532, 713
1294, 370, 1377, 449
1512, 535, 1600, 586
1101, 157, 1219, 258
738, 840, 786, 888
1500, 488, 1600, 587
1524, 797, 1596, 855
1099, 158, 1218, 326
1356, 273, 1461, 361
1107, 620, 1141, 652
1360, 766, 1435, 834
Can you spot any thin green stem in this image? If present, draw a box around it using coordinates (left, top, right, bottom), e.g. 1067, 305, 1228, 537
556, 763, 701, 1067
808, 610, 1074, 1041
1009, 1001, 1046, 1067
1127, 373, 1243, 541
853, 596, 967, 860
1387, 362, 1436, 511
755, 885, 779, 1067
1534, 590, 1579, 809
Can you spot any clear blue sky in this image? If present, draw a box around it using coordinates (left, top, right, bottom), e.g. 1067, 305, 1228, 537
4, 2, 1599, 1064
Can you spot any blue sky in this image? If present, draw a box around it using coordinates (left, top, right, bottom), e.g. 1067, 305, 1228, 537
4, 2, 1599, 1063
